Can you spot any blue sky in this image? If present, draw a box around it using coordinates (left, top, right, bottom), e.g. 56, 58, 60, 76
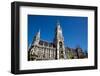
28, 15, 88, 51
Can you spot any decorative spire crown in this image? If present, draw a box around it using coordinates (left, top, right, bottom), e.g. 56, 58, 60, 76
56, 20, 62, 30
57, 20, 60, 26
37, 29, 40, 37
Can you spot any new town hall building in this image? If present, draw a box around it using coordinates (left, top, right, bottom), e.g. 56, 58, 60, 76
28, 21, 87, 61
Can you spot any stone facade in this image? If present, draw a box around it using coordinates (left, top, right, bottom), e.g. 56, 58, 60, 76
28, 21, 87, 61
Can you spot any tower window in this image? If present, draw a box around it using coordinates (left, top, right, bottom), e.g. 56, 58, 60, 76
59, 42, 62, 48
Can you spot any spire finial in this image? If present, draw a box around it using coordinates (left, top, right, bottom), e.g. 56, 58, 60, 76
37, 29, 40, 37
56, 20, 61, 29
38, 29, 40, 34
57, 20, 60, 26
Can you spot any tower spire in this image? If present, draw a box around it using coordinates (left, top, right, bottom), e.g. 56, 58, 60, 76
56, 20, 62, 32
54, 20, 66, 59
32, 29, 40, 45
57, 20, 60, 25
57, 20, 61, 28
37, 29, 40, 38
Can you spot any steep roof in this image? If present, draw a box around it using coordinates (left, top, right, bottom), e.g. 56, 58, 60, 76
39, 40, 55, 48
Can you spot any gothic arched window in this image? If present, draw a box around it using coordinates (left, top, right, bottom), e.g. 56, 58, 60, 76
59, 42, 62, 48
